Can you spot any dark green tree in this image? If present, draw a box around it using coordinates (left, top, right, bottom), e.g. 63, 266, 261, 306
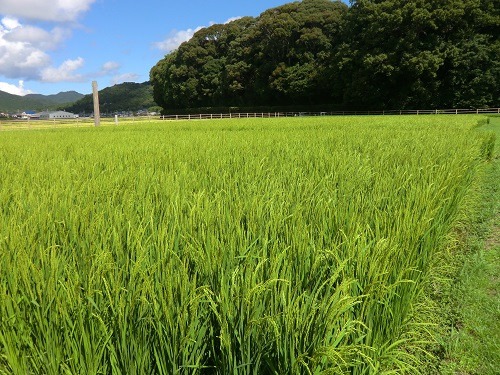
250, 0, 347, 105
338, 0, 499, 109
150, 17, 257, 109
150, 0, 348, 110
150, 0, 499, 112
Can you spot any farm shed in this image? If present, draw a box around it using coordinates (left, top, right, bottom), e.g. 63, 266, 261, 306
39, 111, 79, 119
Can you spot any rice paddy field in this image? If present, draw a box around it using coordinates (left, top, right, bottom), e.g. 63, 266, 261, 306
0, 116, 495, 374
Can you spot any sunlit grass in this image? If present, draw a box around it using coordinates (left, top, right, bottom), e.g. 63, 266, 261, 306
0, 115, 494, 374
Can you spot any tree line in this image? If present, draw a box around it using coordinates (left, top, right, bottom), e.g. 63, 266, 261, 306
150, 0, 499, 112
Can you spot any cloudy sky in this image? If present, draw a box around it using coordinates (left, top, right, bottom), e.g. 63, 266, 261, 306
0, 0, 296, 96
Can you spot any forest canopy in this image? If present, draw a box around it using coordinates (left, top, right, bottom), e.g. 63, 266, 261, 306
150, 0, 500, 111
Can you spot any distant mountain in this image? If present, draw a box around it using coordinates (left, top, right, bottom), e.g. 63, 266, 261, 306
0, 83, 155, 114
0, 90, 85, 113
26, 91, 84, 105
66, 82, 156, 114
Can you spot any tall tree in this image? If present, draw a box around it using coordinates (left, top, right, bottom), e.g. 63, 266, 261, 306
150, 0, 348, 110
338, 0, 499, 109
253, 0, 347, 105
150, 17, 257, 109
150, 0, 499, 112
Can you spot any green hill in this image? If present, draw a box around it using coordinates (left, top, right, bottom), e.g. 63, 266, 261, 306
65, 82, 155, 115
26, 91, 84, 105
1, 82, 155, 115
0, 90, 84, 112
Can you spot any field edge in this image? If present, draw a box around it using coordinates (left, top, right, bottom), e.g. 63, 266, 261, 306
435, 116, 500, 374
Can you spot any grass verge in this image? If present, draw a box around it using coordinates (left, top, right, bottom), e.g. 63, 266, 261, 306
439, 116, 500, 374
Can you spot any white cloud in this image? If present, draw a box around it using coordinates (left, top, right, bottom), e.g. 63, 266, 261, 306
4, 25, 69, 50
0, 17, 72, 79
83, 61, 121, 80
41, 57, 85, 82
0, 80, 33, 95
225, 16, 242, 24
154, 17, 243, 53
154, 26, 204, 53
111, 73, 139, 85
0, 2, 96, 85
1, 16, 20, 30
0, 0, 96, 22
0, 24, 51, 79
102, 61, 120, 74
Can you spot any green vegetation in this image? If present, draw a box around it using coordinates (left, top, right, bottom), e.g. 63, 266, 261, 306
0, 115, 494, 373
0, 80, 155, 117
65, 82, 156, 115
150, 0, 347, 110
0, 90, 84, 113
150, 0, 499, 111
439, 116, 500, 374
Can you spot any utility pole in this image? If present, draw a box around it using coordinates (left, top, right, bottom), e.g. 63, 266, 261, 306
92, 81, 100, 127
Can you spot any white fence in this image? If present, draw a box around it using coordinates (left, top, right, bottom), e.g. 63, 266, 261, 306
158, 108, 500, 120
1, 108, 499, 131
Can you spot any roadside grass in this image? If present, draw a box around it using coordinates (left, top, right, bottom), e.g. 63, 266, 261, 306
439, 116, 500, 374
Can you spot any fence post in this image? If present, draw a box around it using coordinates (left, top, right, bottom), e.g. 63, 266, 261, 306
92, 81, 100, 127
455, 109, 458, 115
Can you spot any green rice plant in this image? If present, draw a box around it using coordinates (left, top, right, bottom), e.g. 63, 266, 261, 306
0, 115, 494, 374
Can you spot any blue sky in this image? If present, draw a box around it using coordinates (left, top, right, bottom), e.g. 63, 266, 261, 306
1, 0, 342, 96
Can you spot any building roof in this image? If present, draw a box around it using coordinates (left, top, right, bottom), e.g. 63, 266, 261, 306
38, 111, 76, 115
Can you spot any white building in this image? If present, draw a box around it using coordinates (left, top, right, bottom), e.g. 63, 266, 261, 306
39, 111, 78, 119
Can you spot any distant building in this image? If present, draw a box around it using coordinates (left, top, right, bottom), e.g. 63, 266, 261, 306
39, 111, 79, 119
21, 111, 39, 119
